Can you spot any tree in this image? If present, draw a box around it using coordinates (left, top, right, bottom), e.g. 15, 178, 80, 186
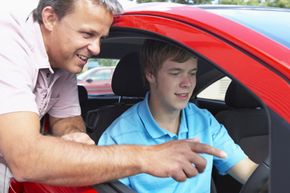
137, 0, 212, 4
220, 0, 290, 7
266, 0, 290, 8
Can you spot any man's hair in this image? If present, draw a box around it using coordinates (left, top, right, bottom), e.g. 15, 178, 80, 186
33, 0, 123, 24
139, 39, 197, 86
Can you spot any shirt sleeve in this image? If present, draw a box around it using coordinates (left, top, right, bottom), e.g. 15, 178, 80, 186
119, 178, 130, 187
209, 112, 247, 175
0, 15, 39, 115
98, 131, 118, 146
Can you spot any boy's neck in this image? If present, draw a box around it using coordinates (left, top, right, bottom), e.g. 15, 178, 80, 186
149, 100, 181, 134
156, 114, 181, 134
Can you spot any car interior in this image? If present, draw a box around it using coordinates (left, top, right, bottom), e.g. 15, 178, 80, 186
76, 29, 270, 193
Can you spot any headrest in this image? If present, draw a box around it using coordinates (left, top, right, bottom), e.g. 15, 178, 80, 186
112, 52, 147, 97
225, 81, 261, 108
78, 85, 88, 102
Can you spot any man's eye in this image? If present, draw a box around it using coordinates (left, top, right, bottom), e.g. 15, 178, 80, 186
190, 72, 196, 76
82, 32, 93, 39
100, 37, 106, 43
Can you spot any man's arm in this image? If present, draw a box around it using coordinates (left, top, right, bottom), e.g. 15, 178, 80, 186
0, 112, 227, 186
49, 115, 86, 135
0, 111, 144, 185
228, 158, 258, 184
49, 115, 95, 145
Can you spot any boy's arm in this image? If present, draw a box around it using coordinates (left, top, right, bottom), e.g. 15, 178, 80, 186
228, 158, 258, 184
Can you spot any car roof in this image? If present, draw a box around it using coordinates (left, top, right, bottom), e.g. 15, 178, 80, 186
108, 3, 289, 77
197, 5, 290, 48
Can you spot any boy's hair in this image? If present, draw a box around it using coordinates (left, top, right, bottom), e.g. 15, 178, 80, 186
33, 0, 123, 24
139, 39, 197, 86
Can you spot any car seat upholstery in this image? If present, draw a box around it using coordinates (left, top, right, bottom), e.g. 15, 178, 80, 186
86, 52, 147, 144
215, 81, 269, 163
78, 85, 89, 120
214, 81, 269, 193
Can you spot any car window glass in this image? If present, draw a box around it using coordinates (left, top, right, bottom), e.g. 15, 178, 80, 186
197, 77, 232, 101
77, 58, 119, 96
89, 69, 112, 81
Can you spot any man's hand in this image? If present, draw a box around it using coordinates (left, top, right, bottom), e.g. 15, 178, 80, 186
141, 139, 227, 182
50, 115, 95, 145
61, 132, 95, 145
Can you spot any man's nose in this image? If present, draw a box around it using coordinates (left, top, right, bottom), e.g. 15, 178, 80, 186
88, 40, 100, 56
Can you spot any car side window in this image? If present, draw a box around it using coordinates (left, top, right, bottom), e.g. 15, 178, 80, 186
89, 69, 112, 81
197, 77, 232, 101
77, 58, 119, 96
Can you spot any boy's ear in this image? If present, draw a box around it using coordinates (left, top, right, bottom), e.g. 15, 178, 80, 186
41, 6, 59, 31
145, 70, 156, 83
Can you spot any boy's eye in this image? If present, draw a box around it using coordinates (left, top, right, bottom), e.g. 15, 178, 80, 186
169, 72, 179, 76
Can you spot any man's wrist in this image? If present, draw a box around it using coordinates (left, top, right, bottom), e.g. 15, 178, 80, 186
133, 145, 151, 174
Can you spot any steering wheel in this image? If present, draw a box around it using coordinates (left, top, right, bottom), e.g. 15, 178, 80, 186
239, 156, 270, 193
94, 157, 270, 193
94, 180, 137, 193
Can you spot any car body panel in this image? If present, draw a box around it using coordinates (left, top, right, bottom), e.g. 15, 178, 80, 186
120, 3, 290, 77
9, 180, 97, 193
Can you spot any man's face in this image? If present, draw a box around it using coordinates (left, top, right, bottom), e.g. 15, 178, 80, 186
146, 57, 198, 113
41, 0, 113, 74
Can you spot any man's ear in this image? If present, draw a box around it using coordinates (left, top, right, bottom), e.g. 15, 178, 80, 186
41, 6, 58, 31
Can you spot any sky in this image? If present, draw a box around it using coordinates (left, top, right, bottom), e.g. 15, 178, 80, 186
118, 0, 138, 9
0, 0, 138, 11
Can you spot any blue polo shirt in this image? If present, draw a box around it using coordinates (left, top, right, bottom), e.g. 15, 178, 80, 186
98, 93, 246, 193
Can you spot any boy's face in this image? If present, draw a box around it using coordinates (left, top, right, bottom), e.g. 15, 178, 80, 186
146, 57, 198, 112
41, 0, 113, 74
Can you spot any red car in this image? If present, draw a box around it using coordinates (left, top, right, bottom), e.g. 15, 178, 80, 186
10, 3, 290, 193
77, 66, 115, 96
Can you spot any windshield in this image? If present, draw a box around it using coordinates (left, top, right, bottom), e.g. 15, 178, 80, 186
206, 7, 290, 48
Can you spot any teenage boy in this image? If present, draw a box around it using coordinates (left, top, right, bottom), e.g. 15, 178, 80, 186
98, 39, 257, 193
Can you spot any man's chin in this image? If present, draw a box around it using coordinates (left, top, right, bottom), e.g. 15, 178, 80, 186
68, 65, 84, 74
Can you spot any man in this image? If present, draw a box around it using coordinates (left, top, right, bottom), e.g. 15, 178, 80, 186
0, 1, 226, 193
98, 40, 258, 193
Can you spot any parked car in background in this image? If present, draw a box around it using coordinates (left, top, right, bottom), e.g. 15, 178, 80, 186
9, 3, 290, 193
86, 58, 100, 70
77, 66, 115, 96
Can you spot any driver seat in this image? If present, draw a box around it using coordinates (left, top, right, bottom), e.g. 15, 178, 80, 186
214, 81, 269, 193
216, 81, 269, 163
86, 52, 146, 143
